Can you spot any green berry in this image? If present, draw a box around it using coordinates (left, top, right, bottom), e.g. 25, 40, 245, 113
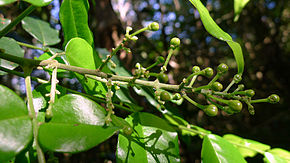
245, 89, 255, 97
228, 100, 243, 112
148, 22, 159, 31
157, 73, 169, 83
211, 82, 223, 91
268, 94, 280, 104
217, 63, 228, 74
192, 66, 200, 73
224, 106, 234, 115
156, 56, 165, 64
160, 91, 171, 101
173, 93, 182, 100
233, 74, 242, 83
237, 84, 245, 91
204, 104, 218, 116
123, 126, 133, 135
202, 67, 214, 78
170, 37, 180, 48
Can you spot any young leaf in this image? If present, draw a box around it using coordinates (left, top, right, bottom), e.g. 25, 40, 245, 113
116, 112, 180, 163
38, 94, 119, 153
223, 134, 270, 158
22, 17, 60, 46
264, 152, 287, 163
268, 148, 290, 162
0, 37, 24, 75
59, 0, 94, 47
0, 85, 33, 162
234, 0, 250, 22
65, 38, 107, 97
188, 0, 244, 74
201, 134, 246, 163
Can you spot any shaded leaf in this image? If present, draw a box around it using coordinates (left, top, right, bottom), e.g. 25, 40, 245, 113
65, 38, 107, 97
116, 112, 180, 163
38, 94, 119, 153
0, 85, 33, 162
0, 37, 24, 75
202, 134, 246, 163
234, 0, 250, 22
59, 0, 93, 47
0, 17, 10, 30
188, 0, 244, 74
22, 17, 60, 46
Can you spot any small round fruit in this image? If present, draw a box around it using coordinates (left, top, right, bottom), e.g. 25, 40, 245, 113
160, 91, 171, 101
148, 22, 159, 31
192, 66, 200, 73
233, 74, 242, 83
204, 105, 218, 116
228, 100, 243, 112
245, 89, 255, 97
173, 93, 182, 100
224, 106, 234, 115
123, 126, 133, 135
268, 94, 280, 104
211, 82, 223, 91
203, 67, 214, 78
156, 56, 165, 64
170, 37, 180, 48
217, 63, 228, 74
157, 73, 169, 83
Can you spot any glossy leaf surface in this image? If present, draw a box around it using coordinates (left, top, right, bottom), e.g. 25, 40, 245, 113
0, 37, 24, 75
24, 0, 52, 6
59, 0, 94, 47
38, 94, 119, 153
116, 112, 180, 163
234, 0, 250, 21
201, 134, 246, 163
188, 0, 244, 74
0, 85, 33, 162
65, 38, 107, 97
22, 17, 60, 46
223, 134, 270, 158
264, 152, 287, 163
0, 17, 10, 30
268, 148, 290, 162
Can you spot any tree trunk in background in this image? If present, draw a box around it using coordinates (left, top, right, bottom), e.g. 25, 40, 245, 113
89, 0, 123, 50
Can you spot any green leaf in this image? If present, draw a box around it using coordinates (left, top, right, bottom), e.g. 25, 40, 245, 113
0, 37, 24, 75
38, 94, 119, 153
202, 134, 246, 163
0, 17, 10, 30
59, 0, 94, 47
268, 148, 290, 162
116, 112, 180, 162
22, 17, 60, 46
188, 0, 244, 74
24, 0, 52, 7
264, 152, 287, 163
234, 0, 250, 22
0, 0, 16, 6
0, 85, 33, 162
223, 134, 270, 158
65, 38, 107, 97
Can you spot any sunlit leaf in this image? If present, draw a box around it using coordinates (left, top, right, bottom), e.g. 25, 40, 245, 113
0, 85, 33, 162
264, 152, 287, 163
268, 148, 290, 162
234, 0, 250, 22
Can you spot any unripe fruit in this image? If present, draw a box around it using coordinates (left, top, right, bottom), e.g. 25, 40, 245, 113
268, 94, 280, 104
170, 37, 180, 48
172, 93, 182, 100
233, 74, 242, 83
211, 82, 223, 91
228, 100, 243, 112
245, 89, 255, 97
157, 73, 169, 83
203, 67, 214, 78
217, 63, 228, 74
148, 22, 159, 31
123, 126, 133, 135
160, 91, 171, 101
224, 106, 234, 115
204, 104, 218, 116
192, 66, 200, 73
156, 56, 165, 64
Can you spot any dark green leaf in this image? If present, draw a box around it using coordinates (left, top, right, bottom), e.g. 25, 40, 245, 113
0, 85, 33, 162
0, 37, 24, 75
65, 38, 107, 97
264, 152, 287, 163
0, 17, 10, 30
201, 134, 246, 163
223, 134, 270, 158
59, 0, 94, 47
116, 112, 180, 162
188, 0, 244, 74
234, 0, 250, 22
38, 94, 119, 153
22, 17, 60, 46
